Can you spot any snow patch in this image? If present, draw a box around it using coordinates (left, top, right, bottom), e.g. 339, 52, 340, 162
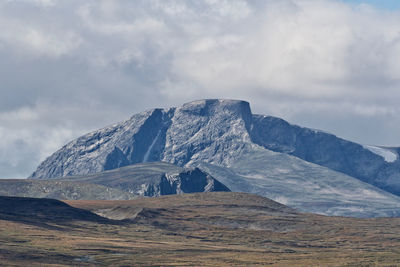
272, 196, 289, 205
361, 189, 386, 199
143, 130, 161, 162
364, 145, 398, 163
137, 183, 149, 196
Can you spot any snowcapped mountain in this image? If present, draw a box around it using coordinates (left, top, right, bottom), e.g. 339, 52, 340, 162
30, 99, 400, 217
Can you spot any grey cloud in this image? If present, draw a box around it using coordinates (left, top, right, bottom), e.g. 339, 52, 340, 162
1, 0, 400, 178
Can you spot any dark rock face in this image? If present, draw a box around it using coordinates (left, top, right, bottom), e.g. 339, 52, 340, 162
143, 167, 230, 197
104, 147, 130, 171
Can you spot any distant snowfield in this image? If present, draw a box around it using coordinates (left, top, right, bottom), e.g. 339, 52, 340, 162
364, 145, 398, 163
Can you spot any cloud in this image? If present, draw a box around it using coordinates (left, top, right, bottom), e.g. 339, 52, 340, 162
1, 0, 400, 177
4, 0, 57, 8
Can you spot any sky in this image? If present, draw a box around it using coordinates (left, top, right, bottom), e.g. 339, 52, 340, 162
343, 0, 400, 9
1, 0, 400, 178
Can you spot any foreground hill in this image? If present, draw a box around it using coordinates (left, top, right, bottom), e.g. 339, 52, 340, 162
29, 99, 400, 217
1, 192, 400, 266
0, 162, 229, 200
0, 196, 110, 225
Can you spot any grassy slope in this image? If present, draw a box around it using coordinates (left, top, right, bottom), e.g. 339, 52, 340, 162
0, 192, 400, 266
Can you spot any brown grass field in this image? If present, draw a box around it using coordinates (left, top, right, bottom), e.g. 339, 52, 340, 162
1, 192, 400, 266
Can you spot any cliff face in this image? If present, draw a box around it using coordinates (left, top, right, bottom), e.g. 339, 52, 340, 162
140, 167, 230, 197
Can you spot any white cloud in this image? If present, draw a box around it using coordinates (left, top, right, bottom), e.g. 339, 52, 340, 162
204, 0, 252, 19
5, 0, 57, 7
77, 4, 167, 36
1, 0, 400, 177
33, 0, 56, 7
170, 0, 399, 100
0, 11, 82, 57
22, 28, 82, 57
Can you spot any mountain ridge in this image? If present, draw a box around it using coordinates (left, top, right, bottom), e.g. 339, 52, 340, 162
4, 162, 230, 200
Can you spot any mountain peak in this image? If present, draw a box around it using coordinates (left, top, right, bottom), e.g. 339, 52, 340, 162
180, 99, 251, 119
182, 98, 250, 107
162, 99, 253, 166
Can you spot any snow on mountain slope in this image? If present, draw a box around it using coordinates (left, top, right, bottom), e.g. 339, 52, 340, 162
363, 145, 398, 163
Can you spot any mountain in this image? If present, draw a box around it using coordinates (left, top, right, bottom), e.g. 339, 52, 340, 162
30, 99, 400, 217
2, 162, 229, 200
